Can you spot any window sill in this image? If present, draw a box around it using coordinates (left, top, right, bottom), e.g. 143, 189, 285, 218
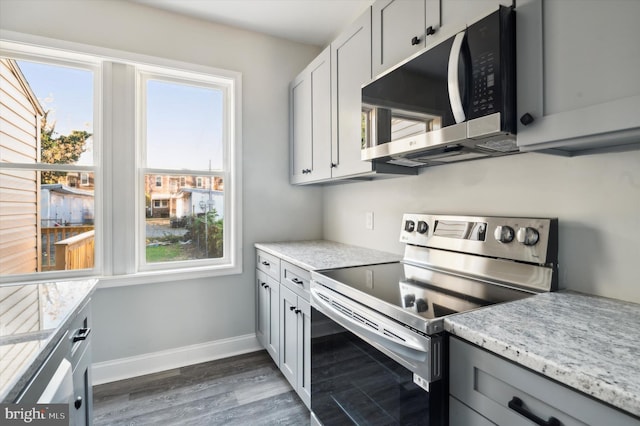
97, 264, 242, 289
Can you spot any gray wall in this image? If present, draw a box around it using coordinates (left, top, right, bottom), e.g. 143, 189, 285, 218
0, 0, 323, 363
323, 149, 640, 304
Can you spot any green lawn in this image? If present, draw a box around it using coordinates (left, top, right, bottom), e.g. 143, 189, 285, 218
146, 243, 193, 263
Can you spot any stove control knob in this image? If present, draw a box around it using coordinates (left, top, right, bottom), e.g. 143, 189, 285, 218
416, 299, 428, 313
494, 225, 514, 243
517, 227, 539, 246
404, 220, 416, 232
417, 221, 429, 234
404, 294, 415, 308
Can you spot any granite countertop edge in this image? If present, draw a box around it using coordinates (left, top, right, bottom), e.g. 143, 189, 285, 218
254, 240, 402, 271
1, 279, 99, 403
444, 292, 640, 418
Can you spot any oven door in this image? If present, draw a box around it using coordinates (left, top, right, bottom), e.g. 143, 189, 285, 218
311, 287, 447, 425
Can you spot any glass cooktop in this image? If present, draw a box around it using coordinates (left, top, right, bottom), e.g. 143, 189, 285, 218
315, 261, 531, 322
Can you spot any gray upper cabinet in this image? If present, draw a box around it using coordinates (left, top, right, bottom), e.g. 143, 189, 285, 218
516, 0, 640, 152
441, 0, 509, 30
372, 0, 440, 78
290, 47, 332, 184
330, 8, 373, 179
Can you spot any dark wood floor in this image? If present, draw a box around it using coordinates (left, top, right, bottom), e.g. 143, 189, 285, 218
93, 350, 310, 425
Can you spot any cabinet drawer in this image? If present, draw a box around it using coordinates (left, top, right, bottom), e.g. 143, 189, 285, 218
281, 261, 310, 299
449, 337, 638, 425
256, 250, 280, 279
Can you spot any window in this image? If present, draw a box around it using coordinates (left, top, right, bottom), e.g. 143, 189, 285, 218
0, 53, 98, 277
1, 36, 241, 285
140, 69, 231, 268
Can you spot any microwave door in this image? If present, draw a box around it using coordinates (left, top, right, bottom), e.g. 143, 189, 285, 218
362, 37, 458, 148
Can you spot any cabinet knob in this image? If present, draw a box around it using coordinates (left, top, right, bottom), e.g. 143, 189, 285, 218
426, 26, 436, 36
294, 309, 301, 315
411, 36, 421, 46
520, 113, 535, 126
330, 163, 337, 168
289, 306, 296, 311
74, 396, 83, 409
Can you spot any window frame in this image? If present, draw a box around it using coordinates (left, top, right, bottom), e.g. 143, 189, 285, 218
0, 43, 102, 284
0, 31, 243, 287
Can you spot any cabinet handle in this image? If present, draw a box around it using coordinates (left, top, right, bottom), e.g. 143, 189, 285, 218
260, 282, 266, 287
289, 306, 296, 311
508, 397, 562, 426
264, 285, 269, 289
411, 36, 421, 46
261, 261, 270, 266
72, 327, 91, 343
330, 163, 337, 168
426, 26, 436, 36
74, 396, 83, 409
291, 278, 303, 285
294, 309, 301, 314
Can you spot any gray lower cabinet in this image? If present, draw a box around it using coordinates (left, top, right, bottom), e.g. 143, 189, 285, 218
16, 298, 94, 426
256, 250, 281, 365
256, 251, 311, 409
279, 285, 311, 409
69, 300, 93, 426
449, 337, 638, 426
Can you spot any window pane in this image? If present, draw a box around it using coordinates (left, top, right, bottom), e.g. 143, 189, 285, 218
144, 173, 224, 263
0, 170, 95, 274
1, 57, 95, 277
8, 59, 94, 166
146, 79, 223, 170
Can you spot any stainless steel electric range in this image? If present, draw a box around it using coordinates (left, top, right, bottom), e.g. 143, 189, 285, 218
309, 214, 558, 426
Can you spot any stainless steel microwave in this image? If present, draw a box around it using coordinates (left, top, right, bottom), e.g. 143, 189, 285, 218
361, 6, 517, 167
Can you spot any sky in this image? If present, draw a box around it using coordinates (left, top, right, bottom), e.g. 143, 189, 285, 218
16, 59, 223, 170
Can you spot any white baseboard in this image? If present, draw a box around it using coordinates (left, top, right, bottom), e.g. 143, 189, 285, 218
91, 333, 262, 385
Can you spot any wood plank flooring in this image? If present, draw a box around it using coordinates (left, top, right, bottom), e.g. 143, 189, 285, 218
93, 350, 310, 426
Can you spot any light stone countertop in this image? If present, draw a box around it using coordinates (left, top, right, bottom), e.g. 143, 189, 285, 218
444, 291, 640, 418
254, 240, 402, 271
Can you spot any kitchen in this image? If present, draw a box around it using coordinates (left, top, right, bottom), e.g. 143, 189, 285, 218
0, 0, 639, 425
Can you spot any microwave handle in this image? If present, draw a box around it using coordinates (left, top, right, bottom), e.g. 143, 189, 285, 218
448, 31, 467, 124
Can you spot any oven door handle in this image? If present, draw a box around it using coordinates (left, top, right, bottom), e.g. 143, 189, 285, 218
311, 286, 432, 354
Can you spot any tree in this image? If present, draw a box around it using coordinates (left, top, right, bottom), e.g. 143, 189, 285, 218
40, 111, 91, 184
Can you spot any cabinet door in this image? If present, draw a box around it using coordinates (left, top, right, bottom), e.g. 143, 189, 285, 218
441, 0, 508, 31
279, 285, 298, 388
296, 297, 311, 409
290, 48, 332, 184
267, 279, 280, 364
72, 343, 92, 426
256, 270, 268, 349
516, 0, 640, 151
372, 0, 440, 77
331, 8, 374, 179
290, 72, 312, 184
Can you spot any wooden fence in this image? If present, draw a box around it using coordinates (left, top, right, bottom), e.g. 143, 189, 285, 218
41, 226, 94, 271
